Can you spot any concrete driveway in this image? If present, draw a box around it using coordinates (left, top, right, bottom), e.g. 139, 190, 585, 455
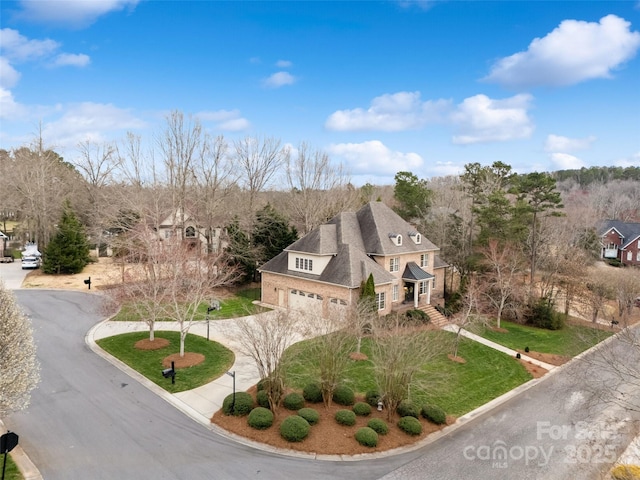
0, 258, 28, 289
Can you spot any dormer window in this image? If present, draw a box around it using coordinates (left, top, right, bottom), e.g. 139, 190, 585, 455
185, 226, 196, 238
409, 231, 421, 244
389, 233, 402, 246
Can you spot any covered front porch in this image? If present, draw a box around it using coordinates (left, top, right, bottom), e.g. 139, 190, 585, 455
392, 261, 433, 312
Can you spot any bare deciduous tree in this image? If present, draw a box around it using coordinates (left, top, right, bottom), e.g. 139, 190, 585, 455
231, 310, 301, 412
370, 316, 447, 420
0, 283, 40, 416
285, 142, 351, 234
480, 240, 526, 328
302, 313, 356, 409
234, 136, 287, 222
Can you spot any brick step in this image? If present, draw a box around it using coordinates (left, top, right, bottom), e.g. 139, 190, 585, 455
418, 304, 450, 328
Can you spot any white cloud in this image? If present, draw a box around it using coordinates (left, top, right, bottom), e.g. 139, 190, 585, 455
549, 152, 585, 169
51, 53, 90, 68
326, 140, 423, 175
485, 15, 640, 88
196, 109, 250, 131
544, 134, 596, 152
0, 86, 28, 119
0, 28, 59, 61
0, 57, 21, 89
614, 151, 640, 167
450, 94, 534, 144
262, 71, 296, 88
325, 91, 450, 131
275, 59, 292, 68
42, 102, 146, 147
15, 0, 141, 27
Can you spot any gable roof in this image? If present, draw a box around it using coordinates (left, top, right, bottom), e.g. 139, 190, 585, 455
260, 244, 394, 288
356, 201, 438, 255
260, 201, 441, 288
598, 220, 640, 249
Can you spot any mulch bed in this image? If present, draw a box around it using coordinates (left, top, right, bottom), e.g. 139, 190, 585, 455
134, 338, 170, 350
211, 398, 452, 456
162, 352, 205, 369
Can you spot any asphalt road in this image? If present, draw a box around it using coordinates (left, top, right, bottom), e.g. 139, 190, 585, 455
5, 289, 639, 479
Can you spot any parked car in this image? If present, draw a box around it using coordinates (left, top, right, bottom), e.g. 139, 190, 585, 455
21, 256, 41, 270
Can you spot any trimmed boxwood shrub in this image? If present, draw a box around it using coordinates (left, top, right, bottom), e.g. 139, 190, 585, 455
302, 382, 323, 403
283, 392, 305, 411
333, 385, 355, 406
280, 415, 310, 442
353, 402, 372, 416
222, 392, 254, 416
397, 400, 419, 418
248, 407, 274, 430
398, 416, 422, 436
335, 409, 357, 426
365, 389, 381, 407
297, 407, 320, 425
256, 378, 267, 391
256, 390, 270, 409
355, 427, 378, 447
367, 418, 389, 435
421, 405, 447, 425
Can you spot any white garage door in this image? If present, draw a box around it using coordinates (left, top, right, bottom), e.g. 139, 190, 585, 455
289, 289, 322, 314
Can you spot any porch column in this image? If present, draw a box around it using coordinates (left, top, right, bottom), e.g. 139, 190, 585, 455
427, 280, 431, 305
414, 282, 418, 308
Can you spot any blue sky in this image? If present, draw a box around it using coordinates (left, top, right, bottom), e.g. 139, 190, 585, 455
1, 0, 639, 186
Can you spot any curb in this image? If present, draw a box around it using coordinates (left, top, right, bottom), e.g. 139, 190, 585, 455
83, 318, 609, 462
0, 419, 43, 480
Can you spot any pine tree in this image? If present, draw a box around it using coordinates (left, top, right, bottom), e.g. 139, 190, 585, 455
43, 201, 91, 274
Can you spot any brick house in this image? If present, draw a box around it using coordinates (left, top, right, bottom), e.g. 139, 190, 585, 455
157, 209, 226, 254
258, 201, 448, 319
599, 220, 640, 267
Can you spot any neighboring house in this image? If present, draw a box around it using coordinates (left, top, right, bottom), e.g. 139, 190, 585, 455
599, 220, 640, 267
0, 230, 7, 257
158, 209, 226, 254
259, 201, 448, 319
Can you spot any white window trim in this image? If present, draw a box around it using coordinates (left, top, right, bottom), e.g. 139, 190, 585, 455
376, 292, 386, 310
392, 284, 399, 301
390, 257, 399, 272
420, 253, 428, 268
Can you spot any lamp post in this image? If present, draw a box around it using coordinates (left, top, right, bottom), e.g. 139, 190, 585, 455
226, 371, 236, 412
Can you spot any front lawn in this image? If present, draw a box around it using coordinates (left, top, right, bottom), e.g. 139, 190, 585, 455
0, 454, 22, 480
112, 287, 268, 322
96, 331, 234, 393
284, 331, 532, 417
478, 320, 613, 357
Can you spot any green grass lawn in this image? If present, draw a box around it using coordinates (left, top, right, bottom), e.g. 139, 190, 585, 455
96, 331, 234, 393
284, 331, 533, 417
477, 320, 613, 357
0, 454, 22, 480
111, 288, 268, 322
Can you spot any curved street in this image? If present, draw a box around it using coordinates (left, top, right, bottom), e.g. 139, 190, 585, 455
3, 286, 640, 479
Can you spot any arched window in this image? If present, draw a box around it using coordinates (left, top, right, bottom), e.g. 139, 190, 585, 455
185, 226, 196, 238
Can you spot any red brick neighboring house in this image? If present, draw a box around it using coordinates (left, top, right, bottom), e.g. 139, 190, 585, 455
258, 201, 448, 319
599, 220, 640, 267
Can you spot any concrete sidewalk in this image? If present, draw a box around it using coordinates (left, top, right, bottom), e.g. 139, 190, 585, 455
442, 324, 558, 371
88, 316, 269, 425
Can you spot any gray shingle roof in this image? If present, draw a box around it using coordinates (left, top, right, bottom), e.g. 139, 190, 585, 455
259, 201, 442, 288
402, 262, 434, 281
356, 202, 438, 255
598, 220, 640, 249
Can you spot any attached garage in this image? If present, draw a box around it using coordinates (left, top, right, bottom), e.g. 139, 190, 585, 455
289, 289, 323, 314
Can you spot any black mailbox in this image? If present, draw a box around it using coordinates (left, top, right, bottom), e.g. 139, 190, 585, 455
84, 277, 91, 289
162, 368, 174, 378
